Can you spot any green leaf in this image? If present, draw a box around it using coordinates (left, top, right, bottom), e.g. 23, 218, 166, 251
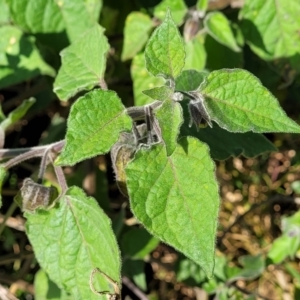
204, 12, 240, 52
0, 26, 55, 89
56, 89, 132, 166
200, 69, 300, 133
121, 227, 159, 260
143, 86, 174, 101
175, 69, 208, 92
239, 0, 300, 60
34, 269, 72, 300
0, 0, 10, 25
1, 98, 35, 131
131, 53, 164, 106
0, 166, 8, 208
268, 211, 300, 264
121, 12, 153, 61
180, 121, 277, 160
54, 25, 109, 101
154, 100, 183, 156
153, 0, 187, 25
184, 36, 206, 71
6, 0, 102, 43
228, 254, 265, 282
26, 186, 121, 300
196, 0, 209, 16
144, 9, 185, 79
126, 137, 220, 276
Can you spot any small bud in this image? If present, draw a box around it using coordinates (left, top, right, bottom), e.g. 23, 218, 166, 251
188, 92, 212, 130
16, 178, 58, 213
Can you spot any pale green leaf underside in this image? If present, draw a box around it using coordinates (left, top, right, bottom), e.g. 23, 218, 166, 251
154, 100, 183, 156
54, 25, 109, 101
153, 0, 188, 25
200, 69, 300, 133
1, 98, 35, 131
204, 12, 240, 52
239, 0, 300, 60
56, 89, 132, 166
144, 9, 185, 79
6, 0, 102, 42
143, 86, 174, 101
26, 186, 120, 300
0, 26, 55, 89
121, 12, 153, 61
126, 137, 219, 276
131, 53, 164, 106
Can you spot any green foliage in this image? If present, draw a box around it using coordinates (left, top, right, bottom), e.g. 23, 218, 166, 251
126, 137, 220, 276
53, 25, 110, 101
56, 89, 132, 166
1, 1, 300, 298
26, 186, 121, 299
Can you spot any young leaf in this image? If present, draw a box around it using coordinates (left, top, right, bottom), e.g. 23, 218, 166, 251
200, 69, 300, 133
154, 100, 183, 156
197, 0, 209, 16
0, 98, 35, 131
143, 86, 174, 101
6, 0, 102, 42
126, 137, 220, 276
153, 0, 188, 25
121, 12, 153, 61
131, 53, 164, 106
26, 186, 121, 300
0, 0, 10, 25
144, 9, 185, 79
53, 25, 109, 101
56, 89, 132, 166
239, 0, 300, 60
204, 12, 241, 52
0, 26, 55, 89
0, 166, 8, 208
175, 69, 208, 92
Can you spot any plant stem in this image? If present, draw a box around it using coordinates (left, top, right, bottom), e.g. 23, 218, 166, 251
1, 141, 65, 170
0, 202, 18, 236
49, 154, 68, 193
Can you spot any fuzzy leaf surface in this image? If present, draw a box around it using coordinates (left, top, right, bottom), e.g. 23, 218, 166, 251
154, 0, 187, 25
204, 12, 240, 52
154, 100, 183, 156
239, 0, 300, 60
175, 69, 208, 91
6, 0, 102, 42
143, 86, 174, 101
26, 186, 121, 300
54, 25, 109, 101
131, 53, 164, 106
126, 137, 219, 276
144, 9, 185, 79
56, 89, 132, 166
121, 12, 153, 61
200, 69, 300, 133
